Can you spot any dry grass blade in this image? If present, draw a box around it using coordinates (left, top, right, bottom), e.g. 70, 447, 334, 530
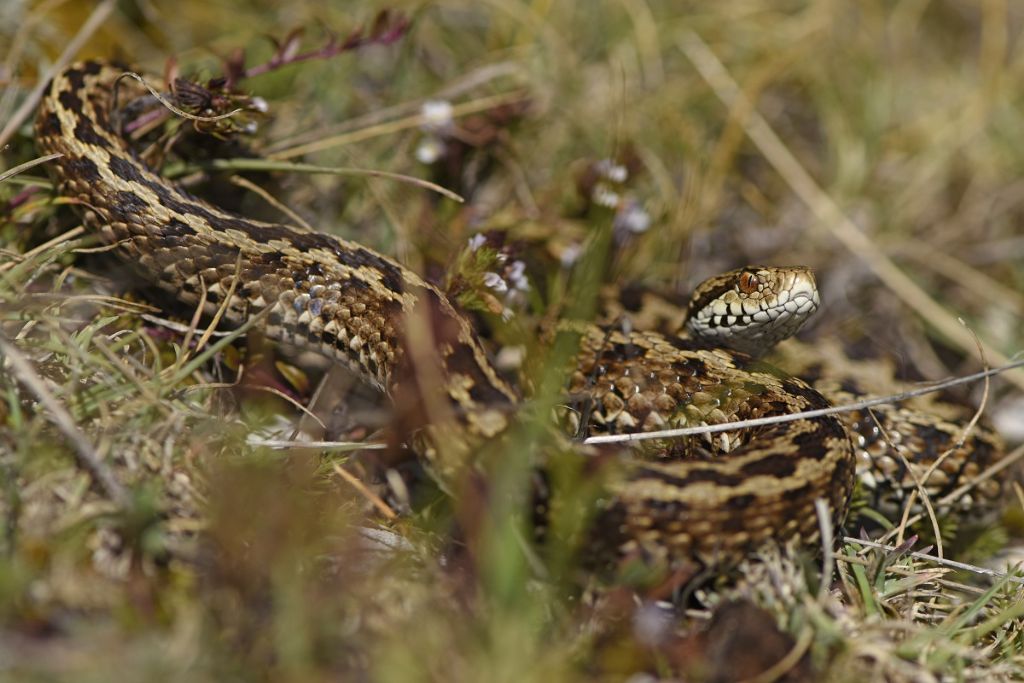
228, 174, 314, 230
239, 384, 328, 431
0, 153, 63, 184
267, 89, 531, 160
192, 158, 465, 203
332, 463, 397, 520
0, 225, 83, 275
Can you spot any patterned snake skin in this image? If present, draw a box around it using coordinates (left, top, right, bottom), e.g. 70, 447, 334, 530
33, 60, 1002, 569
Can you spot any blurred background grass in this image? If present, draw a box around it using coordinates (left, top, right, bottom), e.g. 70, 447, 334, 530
2, 0, 1024, 681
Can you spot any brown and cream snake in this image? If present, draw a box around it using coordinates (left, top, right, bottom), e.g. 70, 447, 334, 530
34, 60, 1003, 570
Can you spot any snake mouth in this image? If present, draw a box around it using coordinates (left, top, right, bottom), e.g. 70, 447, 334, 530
684, 266, 820, 357
779, 281, 820, 318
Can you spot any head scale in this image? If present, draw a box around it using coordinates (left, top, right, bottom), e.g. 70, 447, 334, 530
684, 266, 819, 357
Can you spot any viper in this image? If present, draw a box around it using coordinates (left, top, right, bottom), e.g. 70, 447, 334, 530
33, 60, 1000, 569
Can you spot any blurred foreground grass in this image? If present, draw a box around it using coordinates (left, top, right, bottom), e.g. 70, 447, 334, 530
1, 1, 1024, 681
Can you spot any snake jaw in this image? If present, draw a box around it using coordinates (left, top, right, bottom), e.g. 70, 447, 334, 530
683, 266, 819, 358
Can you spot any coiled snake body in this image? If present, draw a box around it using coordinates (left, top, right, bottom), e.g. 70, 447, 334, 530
34, 61, 995, 569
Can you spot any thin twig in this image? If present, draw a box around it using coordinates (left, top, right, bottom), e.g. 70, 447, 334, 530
236, 13, 410, 84
247, 438, 388, 452
114, 71, 243, 123
245, 360, 1020, 453
842, 536, 1024, 586
583, 358, 1024, 445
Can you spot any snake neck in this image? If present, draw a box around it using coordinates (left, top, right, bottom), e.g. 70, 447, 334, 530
35, 61, 518, 450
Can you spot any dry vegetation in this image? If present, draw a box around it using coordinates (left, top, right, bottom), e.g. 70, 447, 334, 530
1, 1, 1024, 681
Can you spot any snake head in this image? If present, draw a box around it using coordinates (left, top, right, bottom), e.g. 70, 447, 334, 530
683, 265, 819, 357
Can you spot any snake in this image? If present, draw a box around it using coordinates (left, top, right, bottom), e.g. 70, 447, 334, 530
32, 60, 998, 570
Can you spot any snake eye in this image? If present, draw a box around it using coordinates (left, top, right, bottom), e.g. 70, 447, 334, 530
738, 271, 759, 294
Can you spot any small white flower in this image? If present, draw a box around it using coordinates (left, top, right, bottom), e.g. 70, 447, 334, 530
415, 136, 445, 164
592, 184, 620, 208
483, 272, 508, 293
507, 260, 529, 292
615, 200, 651, 234
467, 233, 487, 251
632, 601, 674, 646
421, 99, 454, 132
249, 96, 269, 113
596, 158, 627, 183
495, 345, 526, 370
560, 243, 583, 268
